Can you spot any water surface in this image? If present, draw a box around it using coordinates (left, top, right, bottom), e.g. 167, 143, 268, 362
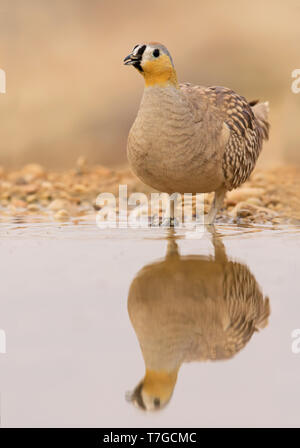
0, 221, 299, 427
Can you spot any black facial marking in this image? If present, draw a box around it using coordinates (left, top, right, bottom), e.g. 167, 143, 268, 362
137, 45, 146, 56
132, 382, 146, 410
153, 49, 160, 58
133, 61, 143, 72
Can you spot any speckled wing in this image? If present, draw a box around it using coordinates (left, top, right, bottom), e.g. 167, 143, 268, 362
180, 84, 270, 190
221, 261, 270, 356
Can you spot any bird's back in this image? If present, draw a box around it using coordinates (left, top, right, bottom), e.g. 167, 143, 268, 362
180, 84, 270, 190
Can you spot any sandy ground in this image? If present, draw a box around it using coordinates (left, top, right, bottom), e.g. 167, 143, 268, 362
1, 1, 300, 168
0, 159, 300, 225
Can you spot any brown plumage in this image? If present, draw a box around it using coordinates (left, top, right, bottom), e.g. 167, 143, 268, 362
180, 84, 269, 190
127, 231, 270, 411
124, 43, 270, 223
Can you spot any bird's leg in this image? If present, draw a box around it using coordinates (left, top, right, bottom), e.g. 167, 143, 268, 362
204, 186, 226, 225
208, 226, 228, 263
169, 198, 175, 227
166, 229, 180, 258
161, 196, 177, 227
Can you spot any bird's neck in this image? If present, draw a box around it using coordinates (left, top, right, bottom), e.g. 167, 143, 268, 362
138, 83, 186, 120
143, 369, 179, 400
143, 70, 178, 88
139, 331, 184, 372
141, 58, 178, 88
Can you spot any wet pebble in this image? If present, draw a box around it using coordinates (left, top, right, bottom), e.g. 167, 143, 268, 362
48, 199, 72, 212
54, 209, 70, 221
231, 201, 277, 219
226, 188, 265, 206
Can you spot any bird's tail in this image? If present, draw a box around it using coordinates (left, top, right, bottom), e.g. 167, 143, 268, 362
250, 100, 270, 141
255, 296, 270, 330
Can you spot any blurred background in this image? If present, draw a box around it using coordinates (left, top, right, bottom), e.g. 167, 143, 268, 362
0, 0, 299, 169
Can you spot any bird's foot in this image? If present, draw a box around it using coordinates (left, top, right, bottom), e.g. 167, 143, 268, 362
203, 214, 215, 225
161, 217, 180, 228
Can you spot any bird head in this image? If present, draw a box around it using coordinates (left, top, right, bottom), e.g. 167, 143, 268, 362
123, 43, 178, 88
126, 369, 178, 411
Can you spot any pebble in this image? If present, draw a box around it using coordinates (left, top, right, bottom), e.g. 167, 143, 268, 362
26, 194, 37, 203
24, 184, 39, 194
226, 188, 265, 205
48, 199, 71, 212
11, 199, 27, 208
72, 184, 88, 194
27, 204, 40, 212
245, 197, 263, 206
54, 209, 70, 221
22, 164, 45, 181
0, 163, 298, 225
231, 201, 277, 219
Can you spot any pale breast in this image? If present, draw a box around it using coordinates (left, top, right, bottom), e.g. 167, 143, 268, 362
127, 86, 226, 194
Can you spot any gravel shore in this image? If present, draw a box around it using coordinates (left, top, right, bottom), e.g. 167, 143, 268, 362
1, 159, 299, 225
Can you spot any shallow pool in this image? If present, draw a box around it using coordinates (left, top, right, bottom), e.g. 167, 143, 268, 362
0, 221, 299, 427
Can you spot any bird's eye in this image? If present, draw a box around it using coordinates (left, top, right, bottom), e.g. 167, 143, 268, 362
153, 49, 160, 58
153, 397, 160, 407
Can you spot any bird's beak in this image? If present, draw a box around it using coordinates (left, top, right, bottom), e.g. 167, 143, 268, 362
123, 53, 141, 66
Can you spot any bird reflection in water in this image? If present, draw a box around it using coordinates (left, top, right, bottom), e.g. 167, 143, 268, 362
127, 229, 270, 411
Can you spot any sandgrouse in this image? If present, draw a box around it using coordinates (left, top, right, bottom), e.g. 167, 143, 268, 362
127, 231, 270, 411
124, 43, 269, 224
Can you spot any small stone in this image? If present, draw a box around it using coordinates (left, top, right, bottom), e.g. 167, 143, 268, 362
266, 198, 280, 206
8, 204, 17, 214
226, 188, 265, 206
95, 166, 113, 178
272, 217, 286, 225
288, 218, 300, 225
26, 194, 37, 203
54, 209, 70, 221
231, 201, 277, 219
245, 197, 263, 206
41, 181, 53, 189
72, 184, 87, 194
11, 199, 27, 208
48, 199, 71, 212
15, 177, 28, 185
1, 181, 12, 190
24, 184, 39, 194
22, 164, 45, 180
53, 182, 66, 190
27, 204, 40, 212
274, 203, 283, 211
